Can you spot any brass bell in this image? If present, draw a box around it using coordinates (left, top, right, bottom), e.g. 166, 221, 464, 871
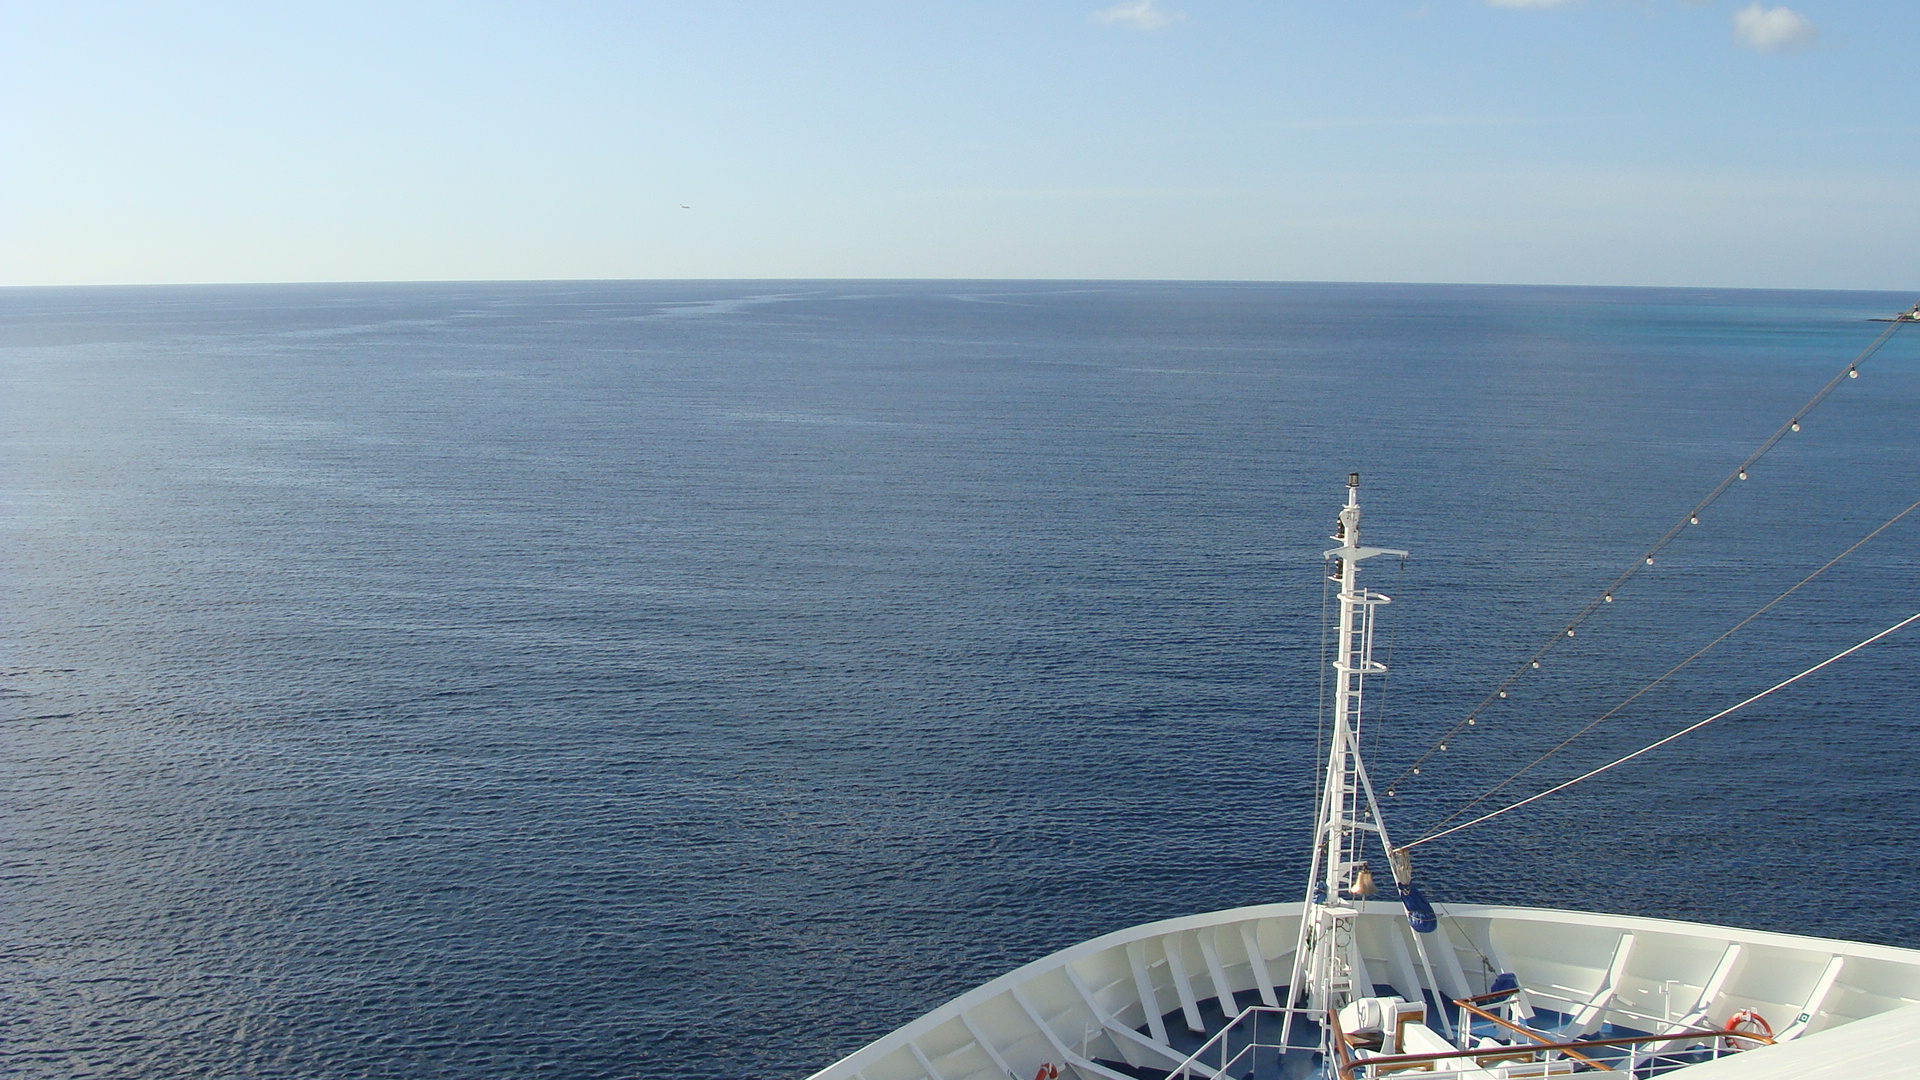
1350, 864, 1378, 897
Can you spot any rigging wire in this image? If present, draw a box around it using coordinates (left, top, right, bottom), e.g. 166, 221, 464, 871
1312, 556, 1333, 834
1412, 495, 1920, 840
1365, 554, 1408, 764
1406, 607, 1920, 850
1382, 315, 1913, 795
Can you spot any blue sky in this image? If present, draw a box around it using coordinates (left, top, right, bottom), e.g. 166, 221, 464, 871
3, 1, 1914, 288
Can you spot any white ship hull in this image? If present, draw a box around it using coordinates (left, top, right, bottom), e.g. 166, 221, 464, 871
805, 901, 1920, 1080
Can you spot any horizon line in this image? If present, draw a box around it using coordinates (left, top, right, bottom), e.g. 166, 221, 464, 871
4, 276, 1916, 297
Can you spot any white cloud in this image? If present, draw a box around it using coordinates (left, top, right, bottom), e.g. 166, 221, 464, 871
1094, 1, 1182, 31
1486, 0, 1575, 8
1733, 4, 1818, 52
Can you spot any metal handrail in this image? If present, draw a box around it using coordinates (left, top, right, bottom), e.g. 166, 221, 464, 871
1163, 1005, 1323, 1079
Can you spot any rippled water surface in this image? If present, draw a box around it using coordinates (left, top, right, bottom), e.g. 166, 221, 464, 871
4, 281, 1919, 1078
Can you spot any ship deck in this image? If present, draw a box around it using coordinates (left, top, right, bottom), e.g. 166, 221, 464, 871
804, 902, 1920, 1080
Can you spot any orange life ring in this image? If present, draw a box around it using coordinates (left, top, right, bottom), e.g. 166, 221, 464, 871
1031, 1065, 1059, 1080
1724, 1009, 1773, 1041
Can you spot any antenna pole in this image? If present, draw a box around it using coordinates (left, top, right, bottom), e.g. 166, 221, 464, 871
1281, 474, 1414, 1055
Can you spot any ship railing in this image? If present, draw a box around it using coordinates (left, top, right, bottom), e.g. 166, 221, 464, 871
1159, 1001, 1766, 1080
1453, 991, 1770, 1077
1332, 1001, 1768, 1080
1333, 1030, 1762, 1080
1162, 1005, 1321, 1079
1519, 980, 1717, 1033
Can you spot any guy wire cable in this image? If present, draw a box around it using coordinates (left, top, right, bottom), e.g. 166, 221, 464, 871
1406, 607, 1920, 850
1414, 494, 1920, 839
1365, 554, 1409, 763
1382, 311, 1914, 796
1312, 554, 1334, 830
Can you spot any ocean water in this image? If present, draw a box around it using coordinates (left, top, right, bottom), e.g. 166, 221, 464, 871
3, 280, 1918, 1079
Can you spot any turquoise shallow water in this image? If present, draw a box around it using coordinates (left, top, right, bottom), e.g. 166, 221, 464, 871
3, 281, 1918, 1078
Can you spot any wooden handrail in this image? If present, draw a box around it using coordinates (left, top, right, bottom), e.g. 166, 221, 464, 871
1332, 992, 1772, 1080
1338, 1027, 1744, 1075
1453, 1000, 1606, 1069
1329, 1007, 1356, 1080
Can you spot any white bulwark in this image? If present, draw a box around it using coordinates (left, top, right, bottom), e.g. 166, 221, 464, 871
804, 901, 1920, 1080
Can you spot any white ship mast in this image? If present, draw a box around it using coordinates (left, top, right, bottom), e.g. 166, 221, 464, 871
1282, 473, 1445, 1055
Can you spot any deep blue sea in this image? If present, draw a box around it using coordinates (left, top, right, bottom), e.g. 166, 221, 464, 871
4, 281, 1919, 1079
